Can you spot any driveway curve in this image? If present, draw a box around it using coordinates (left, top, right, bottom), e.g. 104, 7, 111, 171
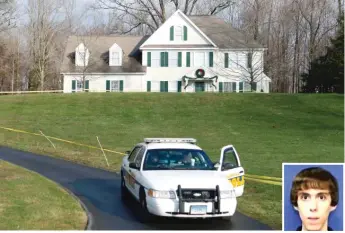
0, 146, 272, 230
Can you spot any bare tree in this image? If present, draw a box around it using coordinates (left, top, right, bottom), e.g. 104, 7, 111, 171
0, 0, 16, 33
212, 48, 267, 92
92, 0, 235, 34
26, 0, 76, 91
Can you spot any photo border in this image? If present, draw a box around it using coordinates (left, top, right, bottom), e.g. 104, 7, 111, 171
282, 162, 345, 231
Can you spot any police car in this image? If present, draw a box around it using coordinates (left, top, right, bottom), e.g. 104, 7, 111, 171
120, 138, 245, 222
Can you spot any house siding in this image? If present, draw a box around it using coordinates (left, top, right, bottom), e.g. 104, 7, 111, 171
61, 10, 271, 94
63, 74, 146, 93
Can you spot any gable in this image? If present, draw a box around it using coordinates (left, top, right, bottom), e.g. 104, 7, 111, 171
140, 10, 216, 49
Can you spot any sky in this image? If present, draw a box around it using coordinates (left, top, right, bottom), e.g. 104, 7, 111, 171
15, 0, 101, 27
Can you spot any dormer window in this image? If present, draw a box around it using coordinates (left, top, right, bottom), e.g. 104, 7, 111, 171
75, 43, 89, 66
111, 51, 120, 66
109, 43, 122, 66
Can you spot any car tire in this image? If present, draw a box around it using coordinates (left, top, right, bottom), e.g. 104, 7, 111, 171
138, 189, 154, 223
121, 173, 128, 200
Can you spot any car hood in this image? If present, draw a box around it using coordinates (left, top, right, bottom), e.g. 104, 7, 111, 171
142, 170, 233, 190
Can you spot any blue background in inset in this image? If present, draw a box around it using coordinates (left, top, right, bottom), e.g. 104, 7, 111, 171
283, 164, 343, 231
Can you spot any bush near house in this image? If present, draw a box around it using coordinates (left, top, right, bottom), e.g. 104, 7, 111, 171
0, 92, 343, 230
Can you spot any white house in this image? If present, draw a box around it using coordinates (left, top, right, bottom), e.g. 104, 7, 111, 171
60, 10, 272, 93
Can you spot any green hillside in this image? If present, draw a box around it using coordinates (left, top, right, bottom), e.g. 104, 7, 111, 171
0, 160, 86, 230
0, 92, 343, 229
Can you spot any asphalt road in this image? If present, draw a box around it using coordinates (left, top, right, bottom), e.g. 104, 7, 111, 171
0, 146, 273, 230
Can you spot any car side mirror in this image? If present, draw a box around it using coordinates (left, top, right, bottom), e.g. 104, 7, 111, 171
129, 162, 140, 170
213, 162, 220, 169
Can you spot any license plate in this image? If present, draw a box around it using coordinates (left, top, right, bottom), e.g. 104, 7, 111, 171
190, 205, 207, 215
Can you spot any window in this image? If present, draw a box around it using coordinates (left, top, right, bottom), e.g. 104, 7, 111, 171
111, 51, 120, 65
223, 82, 237, 92
175, 26, 182, 41
142, 149, 215, 171
128, 147, 142, 163
223, 82, 233, 92
111, 80, 120, 92
169, 51, 178, 67
151, 51, 160, 67
78, 51, 86, 66
244, 82, 251, 91
221, 147, 239, 171
194, 52, 205, 67
134, 147, 146, 167
227, 52, 240, 69
76, 80, 83, 91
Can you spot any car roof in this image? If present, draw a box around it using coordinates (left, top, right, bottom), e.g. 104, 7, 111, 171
140, 142, 202, 150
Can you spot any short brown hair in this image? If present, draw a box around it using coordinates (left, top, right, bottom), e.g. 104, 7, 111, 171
290, 167, 339, 207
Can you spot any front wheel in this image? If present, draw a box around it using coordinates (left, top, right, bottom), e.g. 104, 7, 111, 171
121, 174, 128, 200
138, 190, 155, 223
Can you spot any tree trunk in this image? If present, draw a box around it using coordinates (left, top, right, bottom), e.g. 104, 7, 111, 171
292, 3, 300, 93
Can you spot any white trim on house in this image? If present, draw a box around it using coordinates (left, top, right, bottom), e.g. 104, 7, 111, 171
109, 43, 123, 66
140, 9, 217, 49
141, 48, 219, 50
61, 10, 272, 94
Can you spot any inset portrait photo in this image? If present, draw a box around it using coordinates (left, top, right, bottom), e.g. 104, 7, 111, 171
283, 163, 344, 231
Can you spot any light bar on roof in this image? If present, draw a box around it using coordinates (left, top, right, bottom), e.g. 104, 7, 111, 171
144, 138, 197, 144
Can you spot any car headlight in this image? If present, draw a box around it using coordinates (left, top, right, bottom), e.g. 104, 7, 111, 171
220, 189, 236, 199
148, 189, 176, 199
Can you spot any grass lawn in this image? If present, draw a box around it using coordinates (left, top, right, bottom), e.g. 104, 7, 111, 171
0, 92, 343, 230
0, 160, 87, 230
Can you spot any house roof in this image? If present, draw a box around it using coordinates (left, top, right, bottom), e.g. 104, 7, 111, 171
140, 44, 214, 49
187, 15, 264, 49
60, 35, 149, 74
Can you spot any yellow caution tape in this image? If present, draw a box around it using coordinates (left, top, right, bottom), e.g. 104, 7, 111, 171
245, 177, 282, 186
0, 126, 126, 155
1, 126, 283, 184
246, 174, 282, 181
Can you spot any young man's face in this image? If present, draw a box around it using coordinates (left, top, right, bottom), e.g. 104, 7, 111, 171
295, 188, 336, 231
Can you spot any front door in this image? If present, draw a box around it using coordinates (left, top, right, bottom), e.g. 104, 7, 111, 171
218, 145, 245, 197
195, 82, 205, 92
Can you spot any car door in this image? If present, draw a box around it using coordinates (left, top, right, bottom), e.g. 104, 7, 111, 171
123, 146, 142, 196
218, 145, 245, 197
129, 146, 146, 200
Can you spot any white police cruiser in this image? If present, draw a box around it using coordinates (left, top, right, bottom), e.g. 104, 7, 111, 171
120, 138, 245, 222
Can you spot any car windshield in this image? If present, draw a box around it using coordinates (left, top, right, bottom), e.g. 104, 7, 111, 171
142, 148, 215, 171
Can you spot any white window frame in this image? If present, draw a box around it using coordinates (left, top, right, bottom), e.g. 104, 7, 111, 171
244, 82, 251, 92
111, 51, 120, 66
151, 51, 160, 67
223, 82, 233, 92
76, 80, 83, 92
169, 51, 178, 67
194, 52, 205, 67
111, 80, 120, 92
175, 26, 183, 41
